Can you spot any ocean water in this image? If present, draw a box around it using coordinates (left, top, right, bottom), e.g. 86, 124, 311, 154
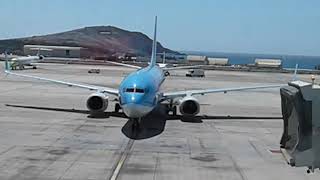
182, 51, 320, 69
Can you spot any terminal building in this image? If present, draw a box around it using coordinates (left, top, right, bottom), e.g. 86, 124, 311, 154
24, 45, 84, 58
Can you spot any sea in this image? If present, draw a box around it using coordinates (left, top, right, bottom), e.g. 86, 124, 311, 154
181, 51, 320, 69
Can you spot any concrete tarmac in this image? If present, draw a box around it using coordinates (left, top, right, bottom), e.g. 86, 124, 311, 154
0, 63, 319, 180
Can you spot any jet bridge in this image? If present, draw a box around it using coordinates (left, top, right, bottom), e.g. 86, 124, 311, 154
280, 80, 320, 173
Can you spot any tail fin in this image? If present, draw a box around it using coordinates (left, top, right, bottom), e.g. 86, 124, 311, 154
36, 48, 40, 56
4, 51, 9, 71
162, 51, 166, 64
149, 16, 157, 67
292, 64, 298, 81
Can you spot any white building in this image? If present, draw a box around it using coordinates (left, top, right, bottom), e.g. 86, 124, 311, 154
207, 57, 229, 65
187, 55, 207, 65
24, 45, 83, 58
255, 58, 282, 68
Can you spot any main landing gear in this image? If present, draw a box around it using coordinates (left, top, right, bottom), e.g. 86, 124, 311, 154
166, 100, 177, 116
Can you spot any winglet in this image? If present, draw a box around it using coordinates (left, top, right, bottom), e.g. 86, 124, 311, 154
36, 48, 41, 56
292, 64, 298, 81
4, 51, 9, 72
149, 16, 157, 67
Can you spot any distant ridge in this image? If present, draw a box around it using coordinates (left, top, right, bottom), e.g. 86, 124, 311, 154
0, 26, 178, 57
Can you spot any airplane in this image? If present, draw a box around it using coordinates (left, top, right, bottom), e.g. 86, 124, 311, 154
5, 48, 46, 70
3, 17, 285, 139
156, 52, 167, 68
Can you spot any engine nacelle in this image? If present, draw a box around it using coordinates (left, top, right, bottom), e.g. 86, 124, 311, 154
178, 96, 200, 116
86, 93, 108, 114
38, 55, 44, 60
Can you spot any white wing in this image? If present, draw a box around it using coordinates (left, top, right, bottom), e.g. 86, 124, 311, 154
5, 70, 119, 95
104, 60, 203, 71
162, 84, 285, 99
163, 65, 203, 71
105, 60, 141, 69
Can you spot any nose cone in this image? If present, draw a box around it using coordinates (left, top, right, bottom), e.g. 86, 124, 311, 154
122, 103, 153, 118
120, 93, 153, 118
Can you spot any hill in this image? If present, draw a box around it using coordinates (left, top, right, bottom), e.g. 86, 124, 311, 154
0, 26, 178, 57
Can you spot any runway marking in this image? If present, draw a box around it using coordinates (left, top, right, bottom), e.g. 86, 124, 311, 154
153, 153, 160, 180
229, 154, 248, 180
108, 139, 134, 180
0, 145, 15, 156
205, 121, 248, 180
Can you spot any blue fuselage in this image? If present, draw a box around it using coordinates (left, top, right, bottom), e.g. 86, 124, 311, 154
119, 66, 165, 118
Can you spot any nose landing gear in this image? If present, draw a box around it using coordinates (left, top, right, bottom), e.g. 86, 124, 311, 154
132, 118, 141, 130
307, 166, 315, 173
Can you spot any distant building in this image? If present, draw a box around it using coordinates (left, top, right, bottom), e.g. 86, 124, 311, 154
255, 58, 282, 68
24, 45, 84, 58
207, 57, 229, 65
158, 53, 187, 64
136, 56, 150, 62
187, 55, 208, 65
133, 56, 163, 63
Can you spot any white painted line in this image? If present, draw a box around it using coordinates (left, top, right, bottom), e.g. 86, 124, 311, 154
109, 139, 134, 180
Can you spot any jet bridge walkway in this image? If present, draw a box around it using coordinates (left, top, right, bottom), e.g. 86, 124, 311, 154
280, 80, 320, 173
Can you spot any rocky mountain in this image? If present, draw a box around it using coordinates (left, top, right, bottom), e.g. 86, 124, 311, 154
0, 26, 178, 57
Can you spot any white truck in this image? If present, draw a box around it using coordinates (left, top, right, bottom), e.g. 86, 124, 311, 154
186, 69, 205, 77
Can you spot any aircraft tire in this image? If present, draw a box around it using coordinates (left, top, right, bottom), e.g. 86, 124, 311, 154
172, 106, 177, 116
115, 103, 121, 112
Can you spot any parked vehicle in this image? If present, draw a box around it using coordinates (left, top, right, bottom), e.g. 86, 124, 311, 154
186, 69, 205, 77
88, 69, 100, 73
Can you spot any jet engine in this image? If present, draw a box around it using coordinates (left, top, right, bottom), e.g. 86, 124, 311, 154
86, 93, 108, 114
178, 96, 200, 116
38, 55, 44, 60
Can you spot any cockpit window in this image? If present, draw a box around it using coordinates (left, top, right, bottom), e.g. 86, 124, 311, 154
125, 88, 144, 93
135, 88, 144, 93
126, 88, 134, 92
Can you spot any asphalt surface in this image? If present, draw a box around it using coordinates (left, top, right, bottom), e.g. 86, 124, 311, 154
0, 63, 319, 180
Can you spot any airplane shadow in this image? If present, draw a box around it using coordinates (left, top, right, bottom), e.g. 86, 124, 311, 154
121, 104, 168, 140
5, 104, 282, 140
5, 104, 126, 119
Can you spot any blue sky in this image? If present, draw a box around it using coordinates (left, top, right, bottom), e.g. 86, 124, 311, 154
1, 0, 320, 56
